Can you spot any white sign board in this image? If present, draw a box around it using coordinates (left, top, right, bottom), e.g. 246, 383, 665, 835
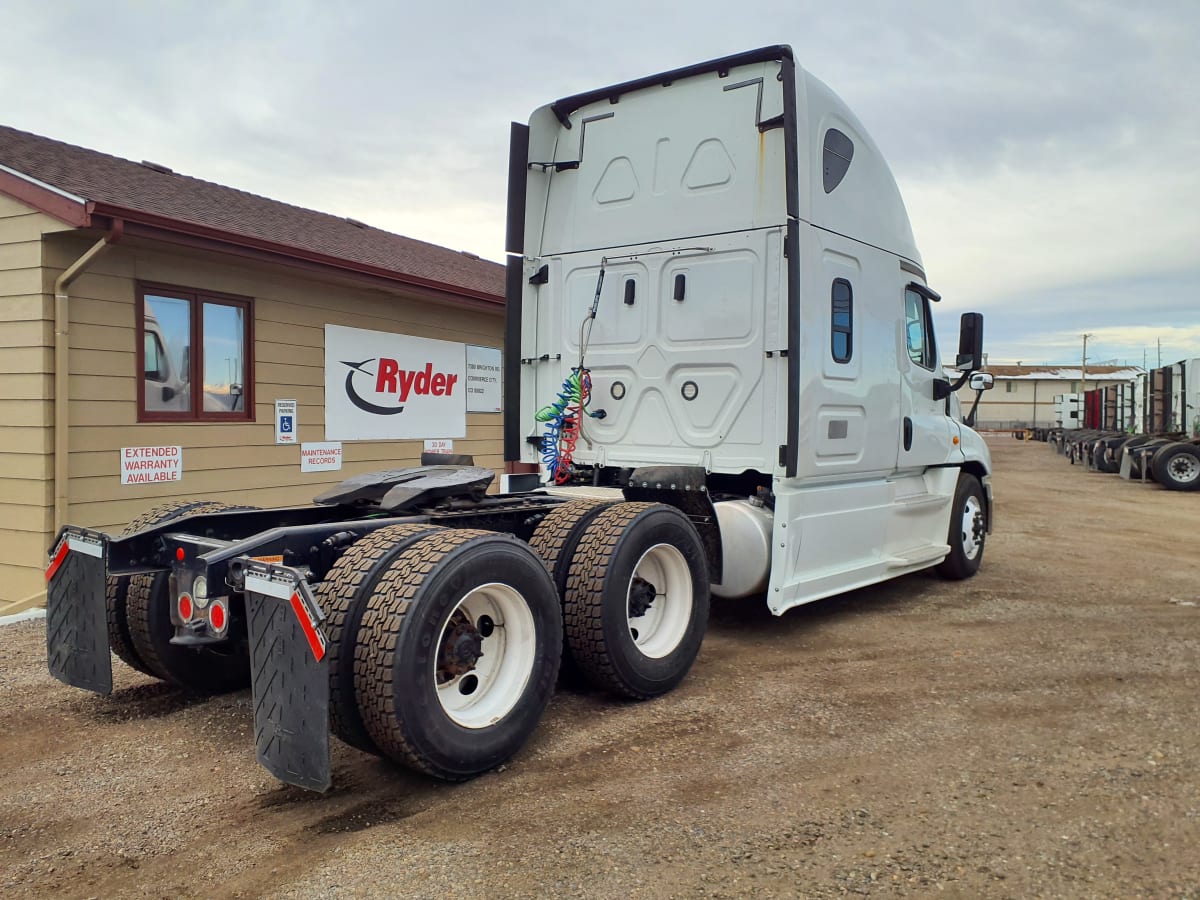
324, 324, 466, 441
423, 439, 454, 453
465, 345, 503, 413
300, 442, 343, 473
121, 446, 183, 485
275, 399, 298, 444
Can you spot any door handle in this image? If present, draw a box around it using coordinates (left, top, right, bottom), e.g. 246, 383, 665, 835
903, 417, 913, 451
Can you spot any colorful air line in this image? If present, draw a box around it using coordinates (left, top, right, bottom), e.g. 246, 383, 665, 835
535, 369, 598, 484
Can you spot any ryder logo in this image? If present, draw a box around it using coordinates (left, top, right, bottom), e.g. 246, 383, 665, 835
341, 358, 460, 416
325, 325, 465, 441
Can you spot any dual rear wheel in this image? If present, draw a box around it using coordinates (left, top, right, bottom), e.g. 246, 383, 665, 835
323, 502, 709, 779
321, 527, 561, 779
106, 500, 254, 693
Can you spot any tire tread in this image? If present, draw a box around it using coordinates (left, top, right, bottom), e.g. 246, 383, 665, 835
562, 502, 661, 699
319, 523, 445, 754
355, 529, 497, 778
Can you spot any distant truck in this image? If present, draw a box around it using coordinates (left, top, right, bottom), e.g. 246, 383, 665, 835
46, 46, 994, 791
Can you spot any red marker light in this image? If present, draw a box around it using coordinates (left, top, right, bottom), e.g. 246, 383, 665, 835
178, 593, 194, 621
176, 547, 185, 561
209, 601, 227, 632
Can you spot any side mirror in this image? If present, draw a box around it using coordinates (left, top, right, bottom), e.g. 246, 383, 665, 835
161, 386, 176, 402
955, 313, 984, 371
969, 372, 994, 391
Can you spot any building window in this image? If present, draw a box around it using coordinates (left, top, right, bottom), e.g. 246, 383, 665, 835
831, 279, 852, 363
137, 283, 253, 422
903, 288, 936, 370
1006, 381, 1016, 393
1070, 381, 1079, 392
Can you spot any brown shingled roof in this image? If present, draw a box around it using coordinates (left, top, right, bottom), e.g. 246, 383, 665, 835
0, 124, 503, 303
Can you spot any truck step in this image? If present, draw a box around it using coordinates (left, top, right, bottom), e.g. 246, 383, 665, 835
886, 544, 950, 569
894, 492, 950, 511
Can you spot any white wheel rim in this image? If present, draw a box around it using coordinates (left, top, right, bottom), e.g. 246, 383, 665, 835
626, 543, 692, 659
1168, 453, 1200, 483
434, 583, 536, 730
961, 496, 984, 561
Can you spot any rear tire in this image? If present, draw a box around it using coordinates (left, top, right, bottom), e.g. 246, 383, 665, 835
355, 530, 562, 780
936, 475, 986, 580
1151, 442, 1200, 491
527, 500, 617, 683
563, 502, 709, 700
125, 501, 258, 693
106, 499, 211, 677
1094, 443, 1119, 473
318, 523, 445, 755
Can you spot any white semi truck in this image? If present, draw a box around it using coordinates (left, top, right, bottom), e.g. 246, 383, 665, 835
46, 46, 993, 791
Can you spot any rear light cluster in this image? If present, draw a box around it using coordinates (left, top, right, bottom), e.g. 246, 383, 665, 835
175, 574, 230, 636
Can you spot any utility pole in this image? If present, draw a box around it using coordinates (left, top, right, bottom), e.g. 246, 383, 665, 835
1081, 333, 1094, 394
1157, 338, 1162, 368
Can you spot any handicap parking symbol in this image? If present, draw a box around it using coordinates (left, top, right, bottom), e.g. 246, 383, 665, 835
280, 415, 293, 433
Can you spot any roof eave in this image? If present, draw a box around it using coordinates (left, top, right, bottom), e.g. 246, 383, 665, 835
88, 201, 503, 311
0, 166, 90, 227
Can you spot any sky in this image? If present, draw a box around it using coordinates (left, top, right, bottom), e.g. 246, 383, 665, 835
3, 1, 1197, 368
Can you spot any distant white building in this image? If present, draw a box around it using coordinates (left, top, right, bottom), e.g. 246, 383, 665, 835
953, 365, 1144, 430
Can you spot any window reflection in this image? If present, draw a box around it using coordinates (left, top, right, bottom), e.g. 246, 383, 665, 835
143, 295, 192, 412
203, 302, 245, 412
904, 291, 924, 366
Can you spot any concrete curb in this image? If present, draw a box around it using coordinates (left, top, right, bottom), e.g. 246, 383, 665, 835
0, 608, 47, 627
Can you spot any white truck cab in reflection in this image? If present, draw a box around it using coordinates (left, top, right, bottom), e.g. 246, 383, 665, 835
143, 313, 189, 412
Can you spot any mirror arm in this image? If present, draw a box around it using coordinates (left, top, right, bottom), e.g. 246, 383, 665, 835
965, 390, 984, 428
947, 369, 973, 393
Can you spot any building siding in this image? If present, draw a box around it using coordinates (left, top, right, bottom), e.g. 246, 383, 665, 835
29, 231, 504, 576
0, 193, 73, 611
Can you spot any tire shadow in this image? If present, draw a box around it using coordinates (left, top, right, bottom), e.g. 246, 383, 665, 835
84, 680, 223, 721
706, 569, 940, 636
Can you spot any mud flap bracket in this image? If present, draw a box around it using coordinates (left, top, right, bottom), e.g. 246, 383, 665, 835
241, 561, 331, 793
45, 529, 112, 695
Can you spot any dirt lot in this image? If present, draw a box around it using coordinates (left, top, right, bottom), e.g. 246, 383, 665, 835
2, 438, 1198, 899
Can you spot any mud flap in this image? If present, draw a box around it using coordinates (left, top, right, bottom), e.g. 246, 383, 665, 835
45, 530, 112, 695
242, 562, 331, 793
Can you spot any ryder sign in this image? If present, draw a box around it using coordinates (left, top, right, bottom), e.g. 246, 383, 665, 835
324, 325, 466, 441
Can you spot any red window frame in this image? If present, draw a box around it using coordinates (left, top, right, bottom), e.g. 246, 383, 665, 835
136, 282, 255, 423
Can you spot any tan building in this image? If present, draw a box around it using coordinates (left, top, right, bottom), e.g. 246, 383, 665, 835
954, 364, 1144, 430
0, 125, 507, 614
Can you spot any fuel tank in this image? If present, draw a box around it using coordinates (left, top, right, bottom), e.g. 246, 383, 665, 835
710, 498, 774, 599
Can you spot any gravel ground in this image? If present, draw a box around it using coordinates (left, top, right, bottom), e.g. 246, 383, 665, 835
2, 437, 1198, 899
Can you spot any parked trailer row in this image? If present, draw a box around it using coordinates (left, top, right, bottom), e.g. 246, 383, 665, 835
1013, 359, 1200, 492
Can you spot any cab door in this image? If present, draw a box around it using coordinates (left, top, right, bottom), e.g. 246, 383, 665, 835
896, 285, 952, 471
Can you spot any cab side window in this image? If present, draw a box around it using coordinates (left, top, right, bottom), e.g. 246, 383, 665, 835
904, 288, 936, 370
830, 279, 852, 363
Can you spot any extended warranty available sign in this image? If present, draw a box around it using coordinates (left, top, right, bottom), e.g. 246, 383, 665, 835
341, 357, 461, 416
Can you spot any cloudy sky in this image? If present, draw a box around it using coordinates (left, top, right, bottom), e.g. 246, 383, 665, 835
4, 1, 1197, 367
